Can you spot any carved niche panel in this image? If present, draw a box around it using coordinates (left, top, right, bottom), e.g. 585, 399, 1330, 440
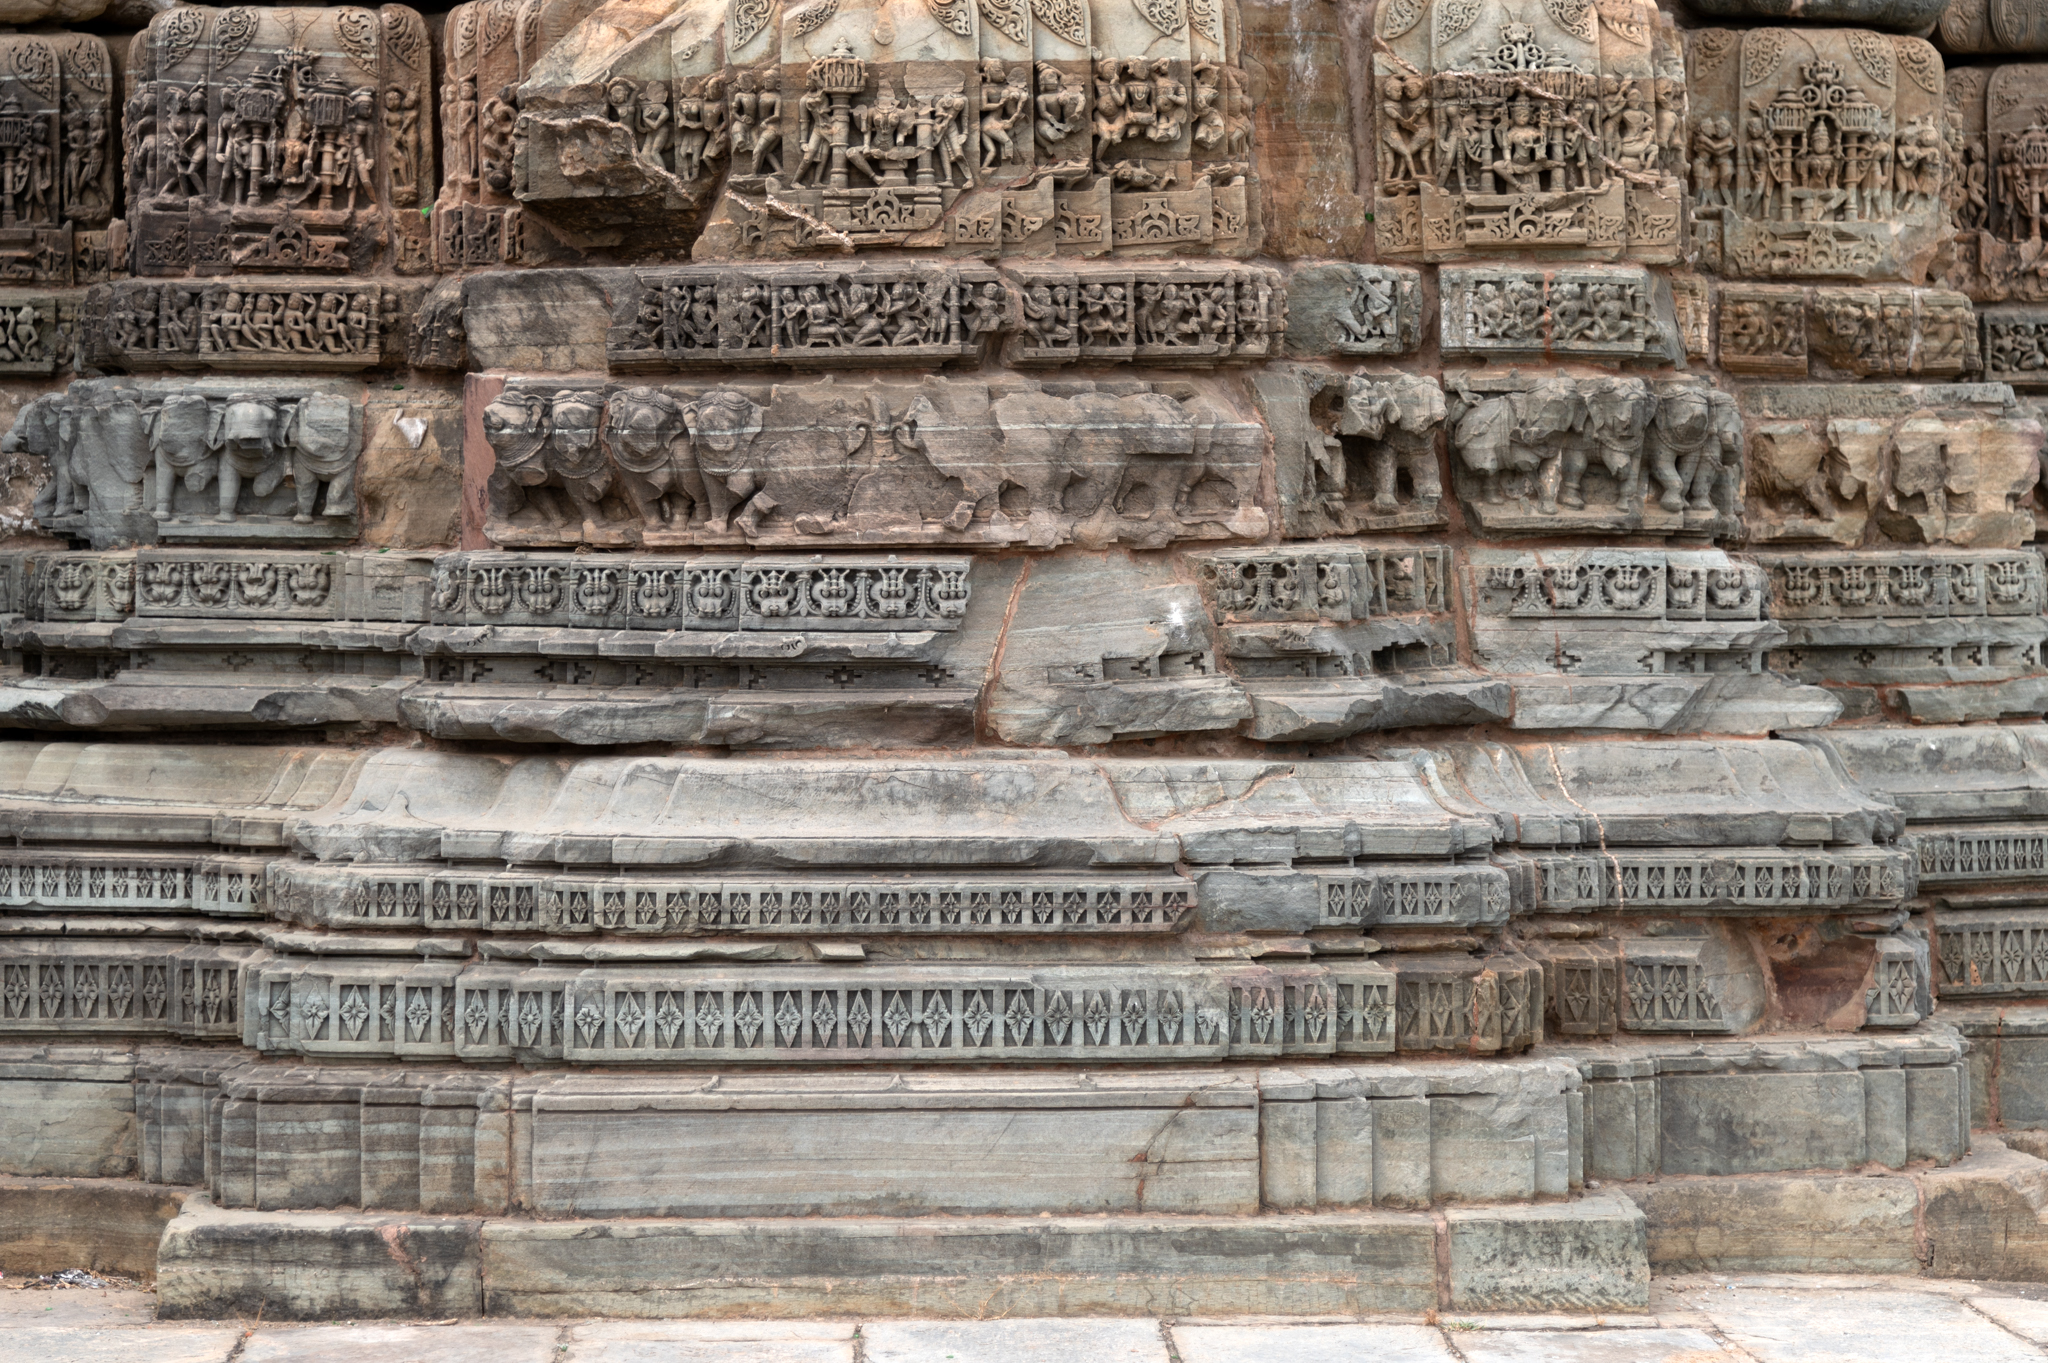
1685, 28, 1948, 280
436, 0, 544, 271
1446, 372, 1742, 539
7, 377, 365, 548
476, 375, 1269, 550
0, 36, 118, 287
125, 7, 436, 279
1372, 0, 1688, 263
1283, 264, 1423, 356
84, 279, 401, 371
1936, 65, 2048, 303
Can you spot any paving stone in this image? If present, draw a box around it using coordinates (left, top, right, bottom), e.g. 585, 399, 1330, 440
240, 1322, 562, 1362
1966, 1296, 2048, 1344
861, 1319, 1168, 1363
1695, 1287, 2045, 1363
0, 1327, 241, 1363
0, 1289, 156, 1326
1172, 1322, 1455, 1362
1450, 1327, 1734, 1362
565, 1321, 855, 1361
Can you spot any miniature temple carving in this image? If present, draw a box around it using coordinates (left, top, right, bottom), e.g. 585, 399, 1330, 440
1685, 28, 1947, 280
1373, 0, 1688, 262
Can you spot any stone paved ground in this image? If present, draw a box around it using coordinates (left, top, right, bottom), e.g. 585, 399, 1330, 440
7, 1273, 2048, 1362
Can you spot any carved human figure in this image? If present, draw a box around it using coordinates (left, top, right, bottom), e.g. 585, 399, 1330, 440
1092, 58, 1128, 163
635, 81, 673, 172
480, 85, 519, 196
1691, 116, 1733, 207
978, 62, 1031, 175
383, 87, 420, 203
673, 79, 713, 181
1440, 109, 1492, 194
1034, 65, 1084, 156
1192, 62, 1225, 152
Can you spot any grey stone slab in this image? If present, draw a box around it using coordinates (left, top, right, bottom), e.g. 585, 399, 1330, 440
1451, 1328, 1733, 1362
525, 1078, 1259, 1216
481, 1213, 1442, 1317
155, 1199, 481, 1321
1696, 1287, 2045, 1363
240, 1323, 562, 1363
862, 1319, 1167, 1363
1619, 1176, 1920, 1274
1173, 1323, 1455, 1363
0, 1290, 156, 1326
0, 1081, 135, 1178
0, 1328, 241, 1363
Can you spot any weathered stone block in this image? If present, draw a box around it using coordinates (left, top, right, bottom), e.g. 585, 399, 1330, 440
1444, 1195, 1650, 1312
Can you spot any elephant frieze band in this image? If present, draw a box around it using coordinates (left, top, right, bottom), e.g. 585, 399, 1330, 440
479, 374, 1270, 550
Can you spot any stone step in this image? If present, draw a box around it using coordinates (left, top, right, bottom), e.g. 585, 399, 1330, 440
148, 1191, 1652, 1321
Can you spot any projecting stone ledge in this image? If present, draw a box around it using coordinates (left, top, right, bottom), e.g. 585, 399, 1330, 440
151, 1193, 1649, 1321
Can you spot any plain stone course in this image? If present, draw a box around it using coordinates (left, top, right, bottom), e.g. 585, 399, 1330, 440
0, 1288, 156, 1326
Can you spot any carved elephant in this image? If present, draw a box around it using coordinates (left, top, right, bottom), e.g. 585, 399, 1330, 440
1161, 391, 1268, 536
210, 393, 287, 521
6, 393, 78, 521
483, 387, 612, 538
482, 388, 557, 525
1332, 373, 1444, 513
606, 385, 699, 528
283, 390, 357, 522
1452, 377, 1586, 513
142, 392, 218, 521
64, 393, 153, 517
701, 386, 866, 539
903, 388, 1092, 546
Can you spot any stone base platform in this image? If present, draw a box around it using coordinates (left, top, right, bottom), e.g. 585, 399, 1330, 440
149, 1193, 1651, 1321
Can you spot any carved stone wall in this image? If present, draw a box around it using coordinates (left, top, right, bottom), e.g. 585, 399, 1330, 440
3, 0, 2048, 1317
